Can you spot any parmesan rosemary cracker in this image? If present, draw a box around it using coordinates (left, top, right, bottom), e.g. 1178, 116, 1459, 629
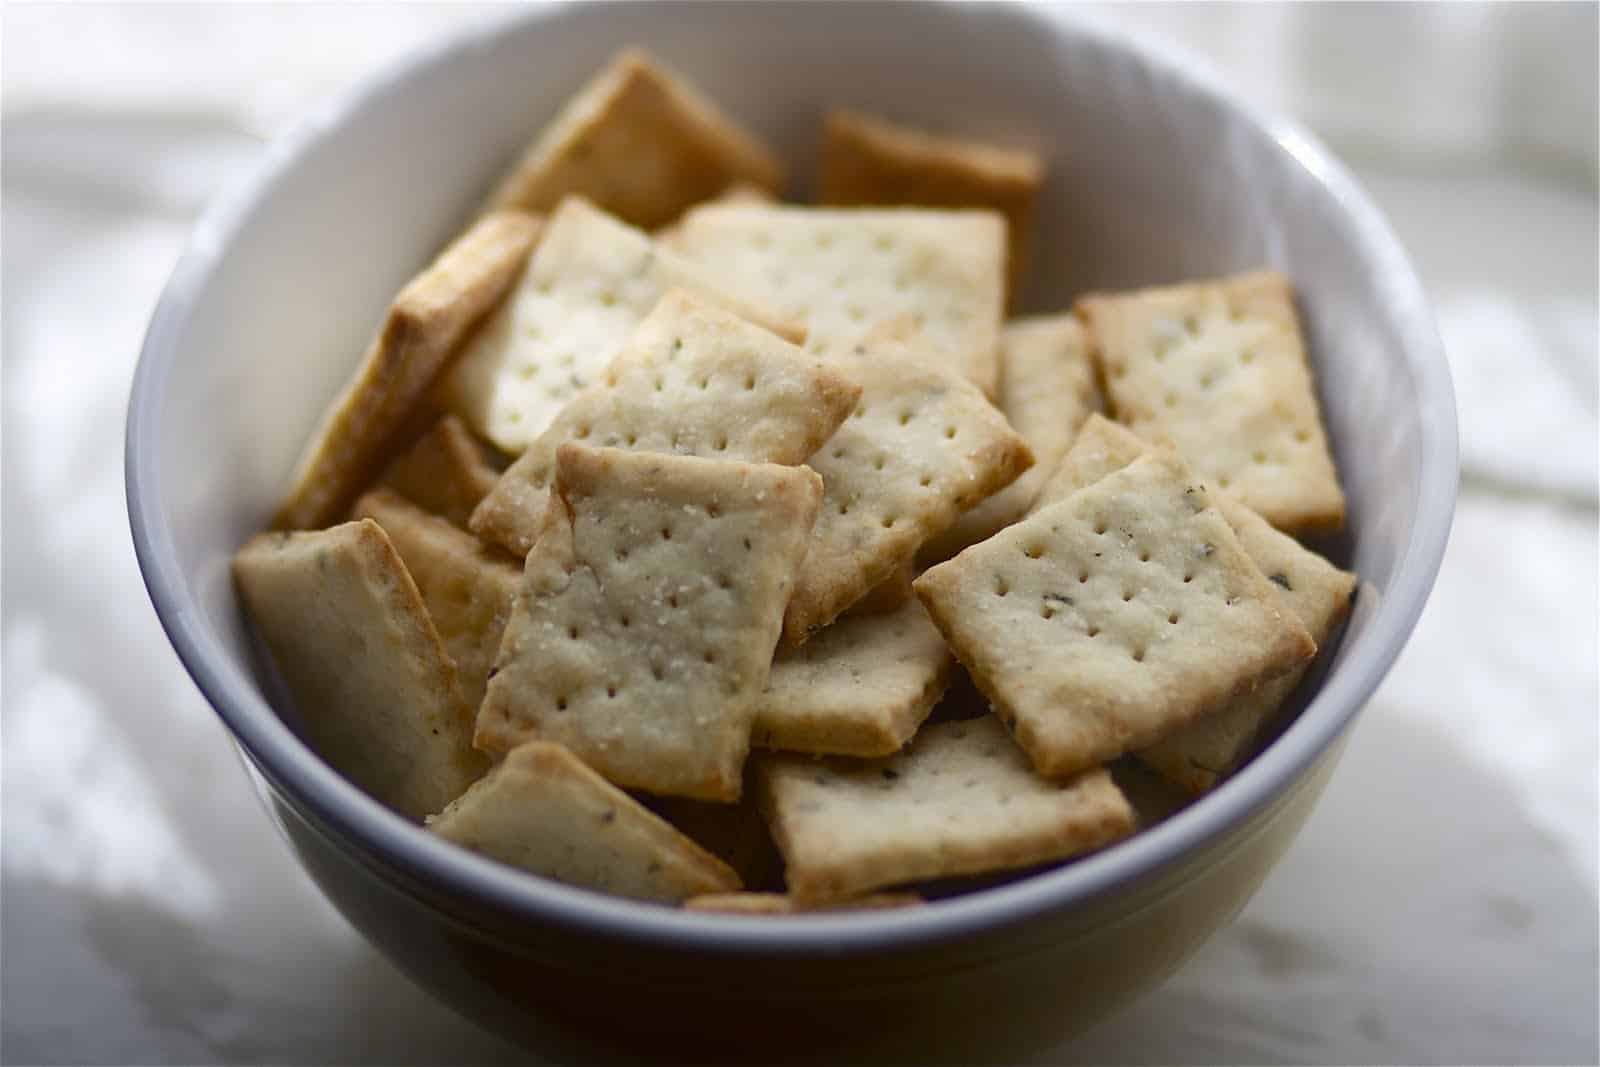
233, 521, 487, 819
1079, 270, 1344, 533
428, 741, 739, 902
759, 716, 1134, 903
378, 414, 505, 530
476, 445, 822, 801
915, 451, 1316, 778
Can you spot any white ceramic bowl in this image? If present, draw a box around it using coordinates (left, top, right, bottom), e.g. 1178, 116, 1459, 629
127, 3, 1456, 1058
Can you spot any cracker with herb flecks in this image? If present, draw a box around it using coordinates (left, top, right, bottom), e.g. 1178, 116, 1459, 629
759, 716, 1134, 903
922, 314, 1100, 562
914, 451, 1316, 778
470, 289, 857, 557
437, 198, 803, 455
233, 520, 488, 819
818, 109, 1042, 302
1030, 412, 1153, 512
275, 212, 541, 530
428, 741, 739, 902
783, 336, 1032, 643
1137, 495, 1356, 792
378, 414, 506, 530
670, 203, 1006, 395
1079, 270, 1344, 534
476, 445, 822, 801
352, 489, 520, 713
683, 891, 924, 915
486, 48, 783, 230
755, 599, 952, 758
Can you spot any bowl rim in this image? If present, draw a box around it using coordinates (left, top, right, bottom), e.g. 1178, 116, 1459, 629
125, 1, 1457, 956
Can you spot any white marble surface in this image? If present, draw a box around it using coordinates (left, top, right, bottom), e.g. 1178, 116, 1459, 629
3, 6, 1596, 1064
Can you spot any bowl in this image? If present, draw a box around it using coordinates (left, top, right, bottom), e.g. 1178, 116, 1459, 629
126, 2, 1456, 1058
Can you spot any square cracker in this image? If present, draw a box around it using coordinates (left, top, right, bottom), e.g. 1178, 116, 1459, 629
476, 445, 823, 801
914, 451, 1317, 778
818, 109, 1043, 302
758, 716, 1135, 903
274, 212, 541, 530
670, 203, 1006, 395
1138, 495, 1356, 792
921, 314, 1100, 562
1030, 415, 1358, 789
437, 197, 803, 455
352, 489, 521, 714
754, 599, 953, 758
378, 414, 506, 530
485, 48, 783, 230
783, 336, 1032, 643
843, 559, 915, 618
233, 520, 487, 819
683, 891, 923, 915
469, 289, 859, 557
428, 741, 739, 903
1078, 270, 1345, 533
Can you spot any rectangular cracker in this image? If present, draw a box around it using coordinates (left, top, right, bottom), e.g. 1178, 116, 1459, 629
1078, 270, 1345, 533
428, 741, 739, 903
378, 414, 506, 529
352, 489, 521, 714
274, 212, 541, 530
759, 716, 1135, 903
233, 521, 488, 819
470, 289, 859, 557
921, 314, 1100, 562
683, 892, 923, 915
437, 197, 804, 454
783, 336, 1032, 643
1137, 496, 1356, 792
914, 451, 1317, 778
754, 599, 953, 758
818, 109, 1042, 302
475, 445, 823, 800
671, 203, 1006, 395
486, 48, 783, 230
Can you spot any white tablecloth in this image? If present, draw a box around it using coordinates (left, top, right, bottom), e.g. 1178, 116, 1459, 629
3, 6, 1595, 1063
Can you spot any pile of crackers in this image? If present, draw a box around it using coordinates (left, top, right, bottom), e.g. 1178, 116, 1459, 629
234, 48, 1356, 913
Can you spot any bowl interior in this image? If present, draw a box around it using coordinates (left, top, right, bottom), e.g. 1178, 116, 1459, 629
129, 1, 1454, 942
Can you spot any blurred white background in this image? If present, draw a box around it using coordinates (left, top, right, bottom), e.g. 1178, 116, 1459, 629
3, 4, 1596, 1064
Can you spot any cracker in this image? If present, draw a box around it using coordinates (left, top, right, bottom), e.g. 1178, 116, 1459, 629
759, 716, 1134, 903
352, 489, 520, 713
818, 109, 1042, 301
1079, 270, 1345, 533
671, 203, 1006, 394
1031, 411, 1154, 511
475, 445, 823, 801
754, 599, 953, 758
428, 741, 739, 902
469, 289, 858, 557
377, 414, 506, 529
1137, 496, 1356, 792
921, 315, 1100, 562
437, 198, 804, 455
485, 48, 783, 230
914, 451, 1317, 778
274, 212, 541, 530
233, 521, 487, 819
783, 338, 1032, 643
643, 791, 782, 889
683, 891, 923, 915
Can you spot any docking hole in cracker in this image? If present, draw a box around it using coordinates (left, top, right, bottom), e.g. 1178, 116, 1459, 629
235, 48, 1355, 912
